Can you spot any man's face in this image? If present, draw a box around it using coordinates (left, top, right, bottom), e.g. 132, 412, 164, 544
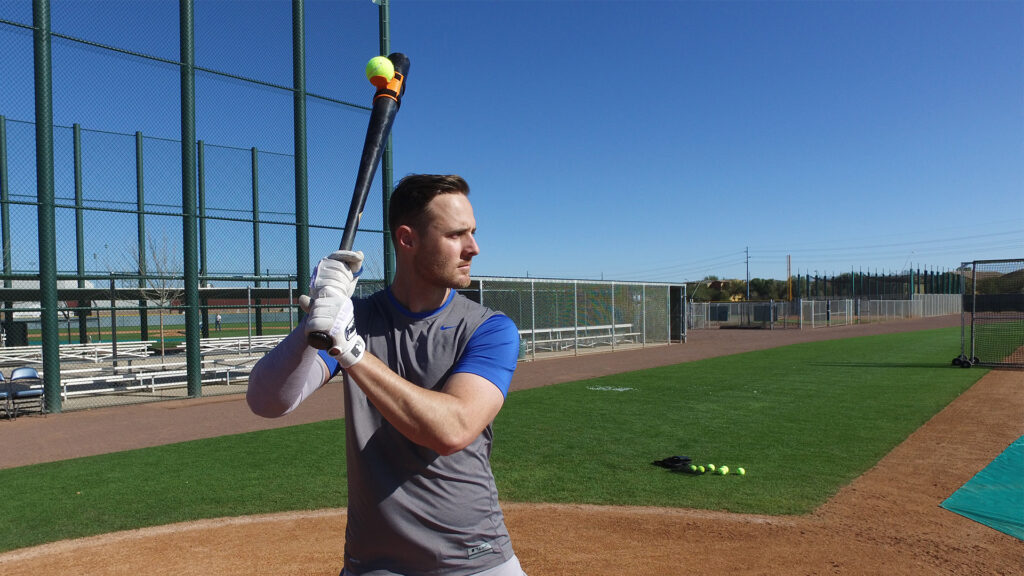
411, 193, 480, 289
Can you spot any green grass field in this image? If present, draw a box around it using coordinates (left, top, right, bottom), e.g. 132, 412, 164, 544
0, 327, 983, 553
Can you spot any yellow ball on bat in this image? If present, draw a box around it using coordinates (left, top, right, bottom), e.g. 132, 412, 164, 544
365, 56, 395, 89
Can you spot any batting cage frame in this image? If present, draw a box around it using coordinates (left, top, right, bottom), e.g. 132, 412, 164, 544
953, 258, 1024, 369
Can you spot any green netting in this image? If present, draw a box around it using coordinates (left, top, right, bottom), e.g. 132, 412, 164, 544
941, 434, 1024, 541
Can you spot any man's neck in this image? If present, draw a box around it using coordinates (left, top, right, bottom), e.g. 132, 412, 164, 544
389, 274, 450, 314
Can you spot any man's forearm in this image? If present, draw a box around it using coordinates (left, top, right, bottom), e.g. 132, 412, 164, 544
246, 323, 329, 418
345, 353, 504, 456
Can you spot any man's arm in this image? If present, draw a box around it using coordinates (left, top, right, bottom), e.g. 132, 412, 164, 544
246, 249, 362, 418
345, 354, 505, 456
246, 323, 331, 418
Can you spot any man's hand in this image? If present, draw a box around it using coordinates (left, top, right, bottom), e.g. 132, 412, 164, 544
299, 250, 366, 368
300, 292, 365, 368
308, 250, 364, 299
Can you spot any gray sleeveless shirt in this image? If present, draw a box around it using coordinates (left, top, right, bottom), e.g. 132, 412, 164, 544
342, 289, 515, 575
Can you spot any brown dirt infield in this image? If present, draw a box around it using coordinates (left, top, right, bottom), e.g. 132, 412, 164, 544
1, 316, 1021, 575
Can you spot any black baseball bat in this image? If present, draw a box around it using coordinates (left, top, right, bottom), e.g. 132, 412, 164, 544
307, 53, 409, 350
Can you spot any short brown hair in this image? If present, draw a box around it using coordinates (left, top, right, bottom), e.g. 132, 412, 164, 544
388, 174, 469, 241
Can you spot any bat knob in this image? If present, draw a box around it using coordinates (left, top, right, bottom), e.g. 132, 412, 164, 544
307, 331, 334, 351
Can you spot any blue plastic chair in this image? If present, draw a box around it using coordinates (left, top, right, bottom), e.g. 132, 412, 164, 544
10, 366, 44, 417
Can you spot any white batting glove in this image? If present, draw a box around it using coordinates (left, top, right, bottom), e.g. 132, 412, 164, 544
299, 250, 366, 367
300, 292, 365, 368
308, 250, 364, 299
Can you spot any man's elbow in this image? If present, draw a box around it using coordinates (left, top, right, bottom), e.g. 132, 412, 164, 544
246, 365, 289, 418
246, 387, 289, 418
432, 429, 479, 456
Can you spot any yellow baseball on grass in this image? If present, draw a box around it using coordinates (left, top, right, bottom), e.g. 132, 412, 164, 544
365, 56, 395, 88
736, 467, 746, 476
707, 464, 716, 472
697, 465, 705, 474
717, 465, 729, 475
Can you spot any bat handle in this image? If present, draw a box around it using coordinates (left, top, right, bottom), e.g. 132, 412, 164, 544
307, 331, 333, 351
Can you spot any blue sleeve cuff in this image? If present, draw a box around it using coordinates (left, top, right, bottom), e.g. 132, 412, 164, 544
319, 349, 341, 379
452, 315, 520, 397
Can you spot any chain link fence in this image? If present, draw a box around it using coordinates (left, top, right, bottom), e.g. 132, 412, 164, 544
463, 278, 679, 361
0, 1, 387, 412
687, 301, 798, 330
687, 295, 961, 331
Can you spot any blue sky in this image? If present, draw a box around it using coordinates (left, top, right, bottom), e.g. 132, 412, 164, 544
1, 0, 1021, 283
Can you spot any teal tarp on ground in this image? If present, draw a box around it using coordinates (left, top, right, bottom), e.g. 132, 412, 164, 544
941, 434, 1024, 541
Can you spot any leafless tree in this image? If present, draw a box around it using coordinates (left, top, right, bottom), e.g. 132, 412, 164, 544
136, 233, 185, 362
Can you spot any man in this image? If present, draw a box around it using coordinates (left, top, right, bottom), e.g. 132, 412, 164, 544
247, 174, 526, 576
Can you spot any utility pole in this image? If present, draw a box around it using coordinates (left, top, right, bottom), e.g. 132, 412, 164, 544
745, 246, 750, 301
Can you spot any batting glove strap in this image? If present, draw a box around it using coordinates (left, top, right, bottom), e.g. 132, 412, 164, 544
300, 295, 365, 369
329, 313, 366, 366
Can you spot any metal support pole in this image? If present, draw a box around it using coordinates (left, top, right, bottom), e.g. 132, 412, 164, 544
180, 0, 201, 397
572, 281, 579, 355
530, 279, 536, 360
197, 140, 209, 338
0, 116, 11, 326
641, 284, 646, 347
34, 0, 62, 413
252, 147, 263, 336
109, 275, 118, 369
288, 277, 295, 331
247, 286, 252, 351
969, 261, 977, 363
682, 284, 687, 343
379, 0, 396, 284
74, 123, 89, 343
136, 131, 148, 342
610, 282, 616, 348
292, 0, 310, 309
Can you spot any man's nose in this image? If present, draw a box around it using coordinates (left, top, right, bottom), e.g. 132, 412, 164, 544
465, 235, 480, 257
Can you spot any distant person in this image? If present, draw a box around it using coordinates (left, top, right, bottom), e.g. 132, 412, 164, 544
247, 174, 526, 575
215, 314, 222, 331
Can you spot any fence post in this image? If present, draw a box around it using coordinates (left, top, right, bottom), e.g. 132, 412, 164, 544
0, 115, 11, 326
197, 140, 209, 338
109, 275, 118, 369
378, 0, 396, 284
247, 286, 252, 350
136, 130, 149, 342
292, 0, 311, 307
641, 284, 646, 347
33, 0, 63, 413
252, 147, 263, 336
180, 0, 202, 397
682, 285, 687, 342
288, 277, 295, 332
74, 123, 91, 343
571, 281, 579, 355
530, 279, 536, 360
610, 282, 616, 349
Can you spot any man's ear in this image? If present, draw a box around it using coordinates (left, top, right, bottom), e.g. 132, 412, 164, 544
395, 225, 416, 250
